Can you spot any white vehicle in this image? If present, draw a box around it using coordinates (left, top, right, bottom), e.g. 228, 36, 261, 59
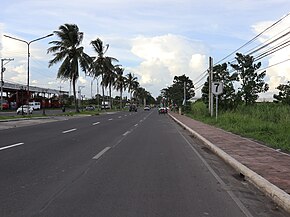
16, 105, 33, 115
101, 101, 111, 109
29, 102, 41, 110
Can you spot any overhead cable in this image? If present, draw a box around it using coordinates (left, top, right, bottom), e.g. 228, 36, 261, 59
214, 12, 290, 65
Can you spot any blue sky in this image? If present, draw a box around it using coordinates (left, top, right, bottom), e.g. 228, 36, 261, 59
1, 0, 290, 99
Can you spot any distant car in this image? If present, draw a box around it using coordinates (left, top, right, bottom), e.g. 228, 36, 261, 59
85, 105, 95, 111
16, 105, 33, 115
158, 107, 167, 114
29, 101, 41, 110
1, 100, 9, 109
129, 104, 137, 112
144, 105, 151, 111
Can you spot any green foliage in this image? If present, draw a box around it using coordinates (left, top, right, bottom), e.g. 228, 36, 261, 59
188, 102, 290, 152
201, 63, 240, 110
162, 74, 195, 107
47, 24, 92, 113
231, 53, 269, 105
273, 81, 290, 105
126, 72, 139, 100
190, 100, 209, 117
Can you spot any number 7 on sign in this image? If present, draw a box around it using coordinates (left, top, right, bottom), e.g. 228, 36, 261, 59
212, 82, 223, 95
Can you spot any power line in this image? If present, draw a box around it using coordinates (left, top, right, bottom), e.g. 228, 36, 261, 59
195, 83, 204, 91
193, 70, 208, 86
214, 12, 290, 65
254, 39, 290, 61
246, 27, 290, 56
248, 31, 290, 56
256, 58, 290, 72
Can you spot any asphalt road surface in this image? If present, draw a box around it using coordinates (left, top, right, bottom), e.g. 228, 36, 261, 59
0, 110, 288, 217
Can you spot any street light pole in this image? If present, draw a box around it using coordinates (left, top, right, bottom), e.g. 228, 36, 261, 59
78, 86, 85, 109
1, 58, 14, 110
3, 34, 53, 108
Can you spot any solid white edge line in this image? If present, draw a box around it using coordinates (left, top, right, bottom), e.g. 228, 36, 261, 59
176, 128, 254, 217
0, 143, 24, 151
93, 147, 111, 160
92, 122, 100, 125
62, 128, 77, 134
123, 131, 130, 136
169, 113, 290, 214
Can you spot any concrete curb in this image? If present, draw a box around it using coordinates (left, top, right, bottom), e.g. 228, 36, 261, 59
169, 113, 290, 214
0, 117, 50, 122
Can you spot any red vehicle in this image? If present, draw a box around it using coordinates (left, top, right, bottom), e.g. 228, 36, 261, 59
1, 100, 9, 109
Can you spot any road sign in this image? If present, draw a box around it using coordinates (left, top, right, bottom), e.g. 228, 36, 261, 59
212, 82, 223, 95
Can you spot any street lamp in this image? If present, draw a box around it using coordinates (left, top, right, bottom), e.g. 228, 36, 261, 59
3, 33, 53, 107
1, 58, 14, 110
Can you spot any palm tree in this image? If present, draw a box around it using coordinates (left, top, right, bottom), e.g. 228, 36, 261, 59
114, 66, 126, 108
126, 72, 139, 103
89, 38, 117, 108
47, 23, 91, 112
102, 63, 118, 108
134, 87, 148, 106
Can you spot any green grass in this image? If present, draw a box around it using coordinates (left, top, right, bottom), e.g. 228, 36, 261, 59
188, 102, 290, 152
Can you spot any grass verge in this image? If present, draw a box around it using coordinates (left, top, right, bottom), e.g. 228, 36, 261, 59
188, 101, 290, 152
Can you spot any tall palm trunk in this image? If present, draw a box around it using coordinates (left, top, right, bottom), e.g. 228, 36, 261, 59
120, 89, 123, 109
109, 84, 112, 109
101, 74, 105, 107
72, 77, 79, 112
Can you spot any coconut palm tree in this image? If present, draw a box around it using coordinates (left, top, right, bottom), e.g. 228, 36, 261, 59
102, 63, 118, 108
47, 23, 91, 112
126, 72, 139, 103
134, 86, 148, 106
89, 38, 117, 108
114, 66, 126, 108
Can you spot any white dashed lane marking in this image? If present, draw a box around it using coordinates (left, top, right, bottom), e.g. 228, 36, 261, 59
93, 147, 111, 160
0, 143, 24, 151
62, 129, 77, 134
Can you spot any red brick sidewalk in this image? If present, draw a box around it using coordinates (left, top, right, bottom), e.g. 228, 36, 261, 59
169, 112, 290, 195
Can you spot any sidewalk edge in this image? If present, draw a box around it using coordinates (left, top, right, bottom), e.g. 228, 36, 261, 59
169, 113, 290, 214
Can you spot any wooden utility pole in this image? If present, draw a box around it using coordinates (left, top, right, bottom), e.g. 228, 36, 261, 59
209, 57, 213, 117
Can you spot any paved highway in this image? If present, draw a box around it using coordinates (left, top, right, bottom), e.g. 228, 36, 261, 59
0, 110, 287, 217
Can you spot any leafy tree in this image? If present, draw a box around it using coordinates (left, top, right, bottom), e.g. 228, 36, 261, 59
90, 38, 118, 106
231, 53, 269, 105
47, 24, 92, 112
134, 87, 150, 106
201, 63, 241, 110
147, 94, 156, 105
161, 74, 195, 108
273, 81, 290, 105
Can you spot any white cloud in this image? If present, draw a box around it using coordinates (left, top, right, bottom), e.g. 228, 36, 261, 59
31, 80, 38, 84
9, 64, 26, 83
252, 15, 290, 98
130, 34, 208, 97
78, 76, 87, 84
1, 0, 290, 100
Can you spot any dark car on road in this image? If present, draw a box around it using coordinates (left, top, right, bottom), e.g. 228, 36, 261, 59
129, 104, 137, 112
144, 105, 151, 111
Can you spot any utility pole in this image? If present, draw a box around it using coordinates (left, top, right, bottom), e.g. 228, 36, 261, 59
58, 85, 63, 106
183, 81, 186, 105
91, 80, 93, 99
78, 86, 85, 109
209, 57, 213, 117
1, 58, 14, 110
